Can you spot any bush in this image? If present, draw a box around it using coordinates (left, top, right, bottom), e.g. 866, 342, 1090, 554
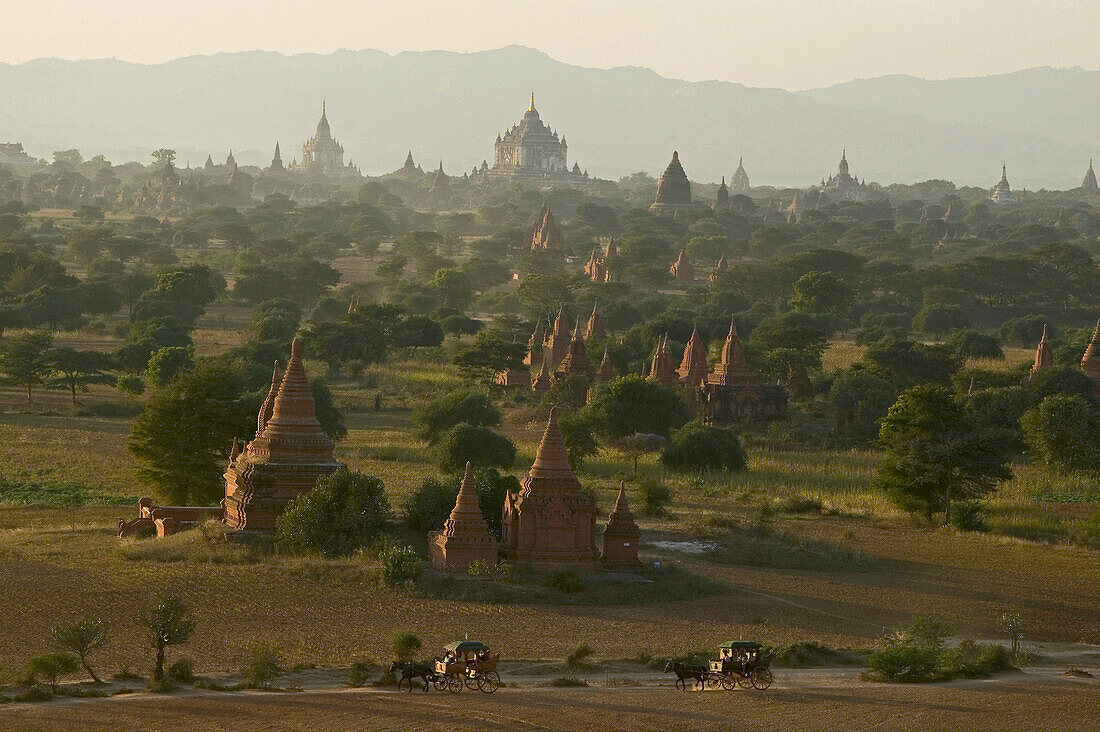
774, 496, 824, 515
549, 676, 588, 687
950, 501, 986, 531
543, 569, 586, 594
946, 330, 1003, 359
1021, 394, 1100, 472
344, 661, 373, 687
379, 544, 424, 587
402, 477, 458, 532
865, 645, 940, 682
565, 644, 595, 670
391, 632, 422, 662
244, 644, 282, 688
637, 479, 672, 517
412, 390, 501, 443
27, 653, 79, 691
275, 469, 392, 557
167, 657, 194, 682
115, 373, 145, 395
661, 422, 746, 472
432, 423, 515, 472
584, 375, 690, 438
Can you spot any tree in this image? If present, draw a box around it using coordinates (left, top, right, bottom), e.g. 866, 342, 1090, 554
275, 468, 392, 557
129, 361, 254, 504
789, 271, 855, 318
428, 268, 473, 311
584, 375, 690, 438
661, 422, 747, 472
412, 390, 501, 443
402, 477, 459, 532
50, 618, 109, 684
875, 385, 1012, 522
861, 339, 962, 388
0, 330, 54, 401
946, 330, 1003, 359
912, 304, 969, 339
27, 653, 80, 692
433, 424, 516, 472
304, 321, 386, 374
452, 332, 525, 379
151, 148, 176, 168
997, 612, 1025, 662
137, 591, 196, 682
48, 347, 116, 403
52, 149, 83, 165
392, 315, 444, 349
1020, 394, 1100, 472
143, 346, 194, 387
392, 631, 422, 662
830, 370, 897, 442
558, 410, 600, 469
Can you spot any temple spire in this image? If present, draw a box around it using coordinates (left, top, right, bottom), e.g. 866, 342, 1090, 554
528, 91, 536, 112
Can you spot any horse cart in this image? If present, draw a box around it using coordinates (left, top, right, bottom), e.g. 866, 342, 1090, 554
433, 640, 502, 694
708, 641, 774, 690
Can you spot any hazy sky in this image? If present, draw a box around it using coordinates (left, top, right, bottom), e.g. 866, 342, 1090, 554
2, 0, 1097, 89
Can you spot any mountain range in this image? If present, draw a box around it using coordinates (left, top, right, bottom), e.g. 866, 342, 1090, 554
0, 46, 1095, 189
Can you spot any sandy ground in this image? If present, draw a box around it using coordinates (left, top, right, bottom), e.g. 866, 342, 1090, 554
1, 668, 1096, 732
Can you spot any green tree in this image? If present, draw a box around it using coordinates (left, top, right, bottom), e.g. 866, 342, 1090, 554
50, 618, 110, 684
912, 304, 970, 339
137, 591, 196, 682
829, 370, 898, 442
946, 330, 1003, 359
392, 315, 444, 349
27, 653, 80, 692
129, 361, 254, 504
1020, 394, 1100, 472
433, 424, 516, 472
0, 330, 54, 401
412, 390, 501, 443
452, 332, 525, 379
275, 468, 392, 557
143, 346, 194, 387
661, 421, 747, 472
428, 268, 473, 311
789, 271, 855, 318
861, 339, 962, 388
584, 375, 689, 438
304, 321, 386, 374
875, 385, 1012, 522
391, 631, 423, 662
151, 148, 176, 168
48, 347, 116, 403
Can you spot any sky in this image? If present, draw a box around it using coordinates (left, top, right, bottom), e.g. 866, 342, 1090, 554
1, 0, 1097, 90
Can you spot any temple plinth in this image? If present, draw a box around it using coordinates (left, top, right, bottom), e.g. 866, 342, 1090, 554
224, 337, 344, 534
500, 408, 600, 572
429, 462, 499, 572
601, 481, 641, 569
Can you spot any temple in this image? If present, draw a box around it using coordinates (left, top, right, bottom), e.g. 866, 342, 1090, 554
585, 303, 606, 340
500, 409, 601, 572
1081, 319, 1100, 398
528, 203, 564, 250
584, 237, 617, 282
543, 307, 572, 368
429, 462, 499, 573
1081, 159, 1097, 191
555, 323, 596, 381
677, 325, 709, 386
712, 177, 730, 210
701, 318, 787, 424
730, 155, 751, 193
267, 142, 284, 173
0, 142, 39, 168
989, 163, 1016, 204
485, 94, 587, 183
670, 248, 696, 283
818, 150, 870, 201
650, 151, 693, 214
648, 335, 678, 387
1027, 325, 1054, 383
224, 338, 344, 534
293, 102, 360, 178
600, 482, 641, 570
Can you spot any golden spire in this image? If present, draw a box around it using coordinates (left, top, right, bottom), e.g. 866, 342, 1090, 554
528, 91, 536, 111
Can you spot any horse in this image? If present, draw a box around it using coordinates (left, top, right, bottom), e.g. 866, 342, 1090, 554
663, 660, 707, 691
389, 660, 435, 692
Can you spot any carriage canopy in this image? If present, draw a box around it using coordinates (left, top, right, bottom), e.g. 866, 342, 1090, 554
719, 641, 761, 650
444, 640, 490, 654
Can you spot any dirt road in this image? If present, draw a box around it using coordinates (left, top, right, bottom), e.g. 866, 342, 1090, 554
1, 669, 1096, 731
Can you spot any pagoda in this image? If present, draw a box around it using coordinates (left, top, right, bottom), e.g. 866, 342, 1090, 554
500, 409, 600, 572
555, 323, 595, 380
1082, 159, 1098, 191
1081, 319, 1100, 398
730, 155, 751, 193
677, 325, 709, 386
601, 482, 641, 570
711, 254, 729, 282
524, 319, 546, 368
585, 303, 606, 340
712, 177, 730, 210
544, 307, 572, 368
701, 317, 787, 424
529, 203, 564, 250
429, 462, 499, 573
1027, 325, 1054, 383
429, 160, 450, 195
224, 338, 344, 534
648, 335, 678, 387
649, 151, 693, 214
670, 248, 695, 283
267, 142, 284, 173
989, 163, 1016, 204
531, 361, 552, 393
595, 345, 615, 383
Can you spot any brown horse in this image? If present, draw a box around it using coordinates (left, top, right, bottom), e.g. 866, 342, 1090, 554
664, 660, 707, 691
390, 660, 435, 692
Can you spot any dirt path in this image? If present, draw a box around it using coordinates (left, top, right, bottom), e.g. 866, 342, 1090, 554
1, 669, 1096, 731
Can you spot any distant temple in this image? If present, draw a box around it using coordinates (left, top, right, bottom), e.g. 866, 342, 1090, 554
600, 482, 640, 570
266, 142, 284, 173
528, 203, 564, 250
701, 318, 788, 425
650, 151, 693, 214
584, 236, 617, 282
293, 102, 360, 178
485, 94, 587, 183
818, 150, 870, 201
730, 155, 751, 193
1026, 325, 1054, 383
395, 151, 423, 177
0, 142, 39, 168
429, 462, 499, 573
1082, 319, 1100, 398
500, 408, 601, 572
670, 248, 696, 283
1082, 159, 1097, 191
989, 163, 1016, 204
647, 335, 677, 387
712, 177, 730, 210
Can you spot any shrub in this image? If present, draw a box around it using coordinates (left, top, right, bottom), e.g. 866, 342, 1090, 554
402, 477, 458, 532
432, 424, 515, 472
543, 569, 586, 594
244, 644, 283, 688
167, 657, 194, 682
661, 422, 746, 472
412, 390, 501, 443
565, 644, 595, 670
27, 653, 79, 692
276, 469, 392, 557
379, 544, 424, 587
344, 661, 373, 687
865, 645, 940, 682
584, 375, 690, 438
946, 330, 1003, 359
391, 632, 422, 662
137, 591, 195, 682
549, 676, 589, 687
774, 496, 824, 515
115, 373, 145, 395
637, 479, 672, 517
50, 617, 109, 684
1021, 394, 1100, 472
950, 501, 986, 532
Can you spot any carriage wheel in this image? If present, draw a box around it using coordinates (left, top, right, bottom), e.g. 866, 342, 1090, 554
721, 674, 736, 691
432, 674, 448, 692
446, 674, 463, 694
751, 668, 773, 690
463, 673, 480, 690
737, 674, 754, 689
477, 670, 501, 694
704, 673, 722, 690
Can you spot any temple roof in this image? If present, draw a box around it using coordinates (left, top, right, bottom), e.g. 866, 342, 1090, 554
1082, 159, 1097, 190
316, 101, 331, 138
247, 337, 335, 463
604, 481, 639, 534
677, 325, 709, 385
1081, 319, 1100, 375
527, 408, 576, 480
654, 151, 692, 205
1032, 325, 1054, 373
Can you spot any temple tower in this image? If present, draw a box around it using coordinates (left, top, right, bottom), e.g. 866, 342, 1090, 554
532, 361, 552, 393
731, 155, 751, 193
601, 481, 641, 570
224, 338, 343, 534
670, 248, 695, 283
677, 325, 709, 386
989, 163, 1017, 204
711, 254, 729, 282
1028, 325, 1054, 382
529, 203, 564, 250
713, 177, 730, 210
708, 317, 753, 386
429, 462, 499, 572
544, 307, 572, 367
585, 303, 606, 340
1081, 319, 1100, 398
556, 323, 595, 380
500, 409, 600, 572
649, 151, 693, 214
595, 345, 615, 384
268, 142, 284, 173
648, 335, 678, 387
524, 319, 546, 368
1083, 159, 1098, 191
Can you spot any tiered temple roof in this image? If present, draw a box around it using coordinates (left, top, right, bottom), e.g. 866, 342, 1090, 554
429, 462, 499, 572
990, 163, 1016, 204
500, 409, 600, 571
648, 335, 678, 387
544, 307, 572, 367
711, 254, 729, 282
707, 317, 754, 386
731, 155, 751, 193
650, 151, 693, 214
529, 203, 564, 250
524, 319, 546, 367
601, 481, 641, 569
585, 304, 606, 340
1083, 159, 1098, 191
713, 177, 730, 209
677, 325, 709, 386
556, 323, 596, 379
532, 361, 552, 393
224, 337, 343, 533
596, 345, 615, 383
1027, 325, 1054, 382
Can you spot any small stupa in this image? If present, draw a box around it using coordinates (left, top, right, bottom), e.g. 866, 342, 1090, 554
595, 345, 616, 383
544, 306, 572, 367
585, 303, 606, 340
601, 481, 641, 569
429, 462, 498, 572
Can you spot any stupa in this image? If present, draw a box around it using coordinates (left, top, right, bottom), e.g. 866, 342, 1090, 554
701, 317, 787, 424
524, 319, 546, 368
595, 345, 616, 383
544, 307, 572, 367
429, 462, 499, 572
500, 409, 600, 572
224, 338, 344, 534
585, 303, 606, 340
1027, 325, 1054, 382
670, 248, 695, 283
555, 323, 595, 380
1081, 319, 1100, 397
649, 151, 693, 214
601, 481, 641, 569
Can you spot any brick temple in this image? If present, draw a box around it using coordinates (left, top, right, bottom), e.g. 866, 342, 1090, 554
224, 337, 344, 534
501, 408, 601, 572
601, 481, 641, 570
429, 462, 498, 573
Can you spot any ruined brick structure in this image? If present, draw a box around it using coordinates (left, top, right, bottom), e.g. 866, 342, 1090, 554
670, 248, 695, 283
701, 317, 787, 425
1027, 325, 1054, 383
648, 334, 678, 387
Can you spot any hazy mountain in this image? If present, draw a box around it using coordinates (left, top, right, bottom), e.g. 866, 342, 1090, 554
0, 46, 1093, 188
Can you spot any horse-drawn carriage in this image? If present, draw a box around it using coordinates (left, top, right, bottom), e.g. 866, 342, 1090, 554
665, 641, 774, 691
433, 640, 502, 694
